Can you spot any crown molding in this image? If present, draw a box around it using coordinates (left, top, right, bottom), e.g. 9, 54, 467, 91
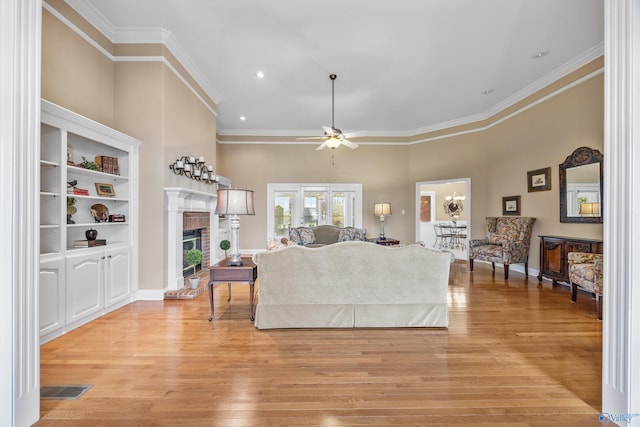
62, 0, 603, 144
63, 0, 221, 103
481, 42, 604, 122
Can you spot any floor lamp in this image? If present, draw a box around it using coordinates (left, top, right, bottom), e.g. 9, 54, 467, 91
214, 189, 255, 266
374, 202, 392, 240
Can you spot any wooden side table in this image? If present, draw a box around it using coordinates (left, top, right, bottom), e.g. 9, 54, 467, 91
208, 257, 258, 321
368, 238, 400, 246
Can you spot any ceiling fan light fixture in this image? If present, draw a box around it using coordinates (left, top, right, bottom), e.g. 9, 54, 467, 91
326, 137, 341, 148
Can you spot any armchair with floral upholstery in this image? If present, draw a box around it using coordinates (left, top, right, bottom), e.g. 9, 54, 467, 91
468, 217, 536, 280
568, 252, 603, 320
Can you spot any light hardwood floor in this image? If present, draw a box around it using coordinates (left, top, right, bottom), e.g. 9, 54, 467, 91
37, 261, 603, 426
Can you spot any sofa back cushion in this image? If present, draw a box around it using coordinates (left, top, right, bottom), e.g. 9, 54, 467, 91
311, 225, 340, 244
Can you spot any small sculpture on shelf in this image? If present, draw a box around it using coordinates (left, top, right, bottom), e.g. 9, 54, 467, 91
90, 203, 109, 222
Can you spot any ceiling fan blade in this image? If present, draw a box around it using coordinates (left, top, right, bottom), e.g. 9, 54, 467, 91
341, 139, 359, 149
342, 130, 367, 139
322, 126, 338, 136
316, 141, 328, 151
296, 136, 327, 141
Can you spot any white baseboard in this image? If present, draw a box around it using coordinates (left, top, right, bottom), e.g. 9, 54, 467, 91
471, 259, 540, 279
136, 289, 165, 301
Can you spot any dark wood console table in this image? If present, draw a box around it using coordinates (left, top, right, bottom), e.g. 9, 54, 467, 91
538, 235, 603, 285
208, 257, 258, 321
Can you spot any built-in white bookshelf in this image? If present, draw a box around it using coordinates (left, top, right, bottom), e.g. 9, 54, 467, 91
39, 100, 141, 344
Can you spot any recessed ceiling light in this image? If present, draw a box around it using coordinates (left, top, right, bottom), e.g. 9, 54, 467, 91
532, 50, 550, 59
240, 116, 246, 121
255, 71, 265, 79
481, 89, 494, 95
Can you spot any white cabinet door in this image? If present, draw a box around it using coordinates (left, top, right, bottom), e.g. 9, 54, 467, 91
104, 246, 131, 309
65, 251, 103, 325
39, 257, 65, 341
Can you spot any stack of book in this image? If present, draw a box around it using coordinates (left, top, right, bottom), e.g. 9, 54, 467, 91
73, 239, 106, 248
95, 155, 119, 175
72, 187, 89, 196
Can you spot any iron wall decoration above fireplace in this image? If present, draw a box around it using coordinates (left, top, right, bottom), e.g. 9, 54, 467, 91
169, 155, 219, 184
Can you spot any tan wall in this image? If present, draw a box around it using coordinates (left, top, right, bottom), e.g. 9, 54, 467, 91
407, 75, 604, 270
217, 144, 412, 247
42, 9, 115, 126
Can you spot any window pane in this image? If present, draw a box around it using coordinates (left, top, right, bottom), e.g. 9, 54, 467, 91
303, 191, 327, 227
331, 192, 345, 226
274, 192, 296, 236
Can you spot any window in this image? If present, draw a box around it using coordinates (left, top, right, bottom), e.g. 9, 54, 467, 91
267, 183, 363, 239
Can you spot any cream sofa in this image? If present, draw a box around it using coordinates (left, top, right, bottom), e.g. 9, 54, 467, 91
253, 241, 451, 329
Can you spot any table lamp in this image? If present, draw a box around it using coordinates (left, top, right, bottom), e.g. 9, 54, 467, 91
579, 202, 600, 217
214, 189, 255, 266
374, 202, 392, 240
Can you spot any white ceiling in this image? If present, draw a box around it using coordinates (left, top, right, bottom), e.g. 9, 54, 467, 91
65, 0, 604, 139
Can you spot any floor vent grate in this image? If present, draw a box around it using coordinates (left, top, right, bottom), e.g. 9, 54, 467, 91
40, 384, 93, 400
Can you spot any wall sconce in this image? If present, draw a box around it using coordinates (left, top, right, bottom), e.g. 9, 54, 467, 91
444, 192, 465, 224
373, 202, 392, 240
169, 155, 219, 185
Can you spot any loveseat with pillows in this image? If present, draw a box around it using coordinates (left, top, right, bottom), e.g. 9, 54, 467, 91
253, 241, 451, 329
287, 224, 367, 247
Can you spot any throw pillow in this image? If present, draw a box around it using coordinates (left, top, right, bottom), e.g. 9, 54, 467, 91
288, 227, 302, 244
298, 227, 316, 245
338, 227, 367, 241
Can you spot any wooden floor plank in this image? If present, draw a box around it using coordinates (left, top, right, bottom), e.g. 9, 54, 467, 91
36, 262, 603, 426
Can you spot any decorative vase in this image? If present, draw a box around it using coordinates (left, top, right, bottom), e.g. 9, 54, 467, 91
189, 277, 200, 289
85, 229, 98, 241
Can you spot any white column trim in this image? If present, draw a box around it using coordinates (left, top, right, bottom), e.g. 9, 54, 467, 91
0, 0, 42, 425
603, 0, 640, 423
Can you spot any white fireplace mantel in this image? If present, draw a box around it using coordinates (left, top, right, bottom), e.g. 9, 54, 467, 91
165, 187, 218, 291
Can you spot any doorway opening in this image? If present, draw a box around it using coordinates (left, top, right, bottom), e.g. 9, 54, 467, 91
415, 177, 471, 260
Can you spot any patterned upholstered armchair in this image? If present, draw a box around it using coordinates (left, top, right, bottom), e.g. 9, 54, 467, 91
568, 252, 603, 320
468, 217, 536, 279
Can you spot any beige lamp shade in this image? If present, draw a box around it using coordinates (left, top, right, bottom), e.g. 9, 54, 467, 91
374, 202, 392, 217
215, 189, 255, 216
579, 202, 600, 216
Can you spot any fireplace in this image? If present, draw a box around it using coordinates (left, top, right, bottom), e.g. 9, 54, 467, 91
165, 188, 219, 291
182, 229, 202, 277
182, 211, 211, 281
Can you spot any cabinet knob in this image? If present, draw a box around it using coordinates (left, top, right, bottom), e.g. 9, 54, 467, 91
101, 256, 106, 259
107, 255, 112, 258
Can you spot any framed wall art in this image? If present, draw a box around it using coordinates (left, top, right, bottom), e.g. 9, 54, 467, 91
502, 195, 521, 216
527, 167, 551, 192
95, 182, 115, 197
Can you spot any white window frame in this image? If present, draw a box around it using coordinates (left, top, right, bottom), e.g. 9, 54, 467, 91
267, 183, 363, 240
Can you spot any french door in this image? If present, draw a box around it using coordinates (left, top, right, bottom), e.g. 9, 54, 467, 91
267, 183, 363, 240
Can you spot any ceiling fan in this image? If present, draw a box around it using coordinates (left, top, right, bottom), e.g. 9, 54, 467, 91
300, 74, 361, 151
